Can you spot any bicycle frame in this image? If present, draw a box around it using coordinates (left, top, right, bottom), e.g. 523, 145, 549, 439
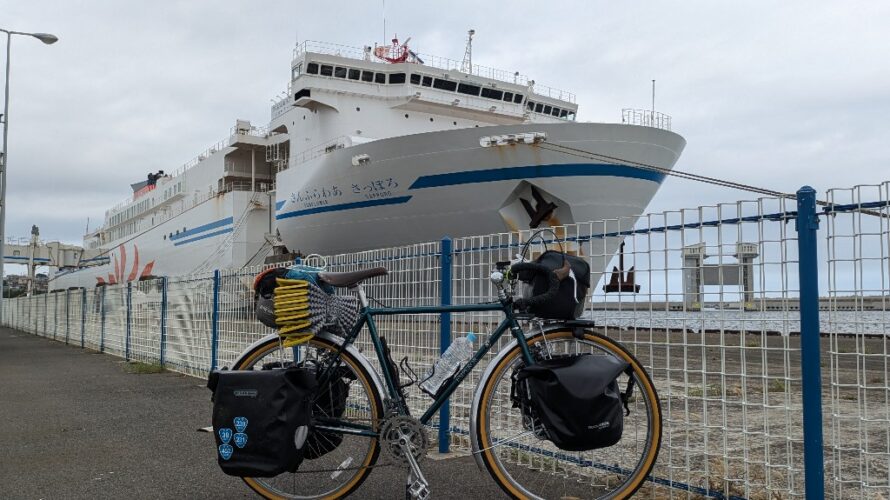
313, 286, 536, 438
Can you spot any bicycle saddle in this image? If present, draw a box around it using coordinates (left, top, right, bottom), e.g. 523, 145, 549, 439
317, 267, 388, 288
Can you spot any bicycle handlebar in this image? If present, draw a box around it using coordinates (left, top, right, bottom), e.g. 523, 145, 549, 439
510, 262, 561, 311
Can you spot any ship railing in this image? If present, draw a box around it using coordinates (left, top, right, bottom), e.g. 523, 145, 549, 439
621, 108, 672, 131
220, 181, 274, 193
279, 135, 352, 173
294, 40, 576, 104
105, 124, 276, 217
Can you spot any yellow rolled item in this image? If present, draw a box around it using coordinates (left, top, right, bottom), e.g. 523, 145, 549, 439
282, 334, 314, 347
275, 278, 310, 287
274, 296, 309, 307
275, 287, 309, 296
277, 313, 311, 324
278, 320, 312, 333
274, 306, 310, 316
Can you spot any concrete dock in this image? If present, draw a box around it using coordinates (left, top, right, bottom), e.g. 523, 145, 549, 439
0, 328, 503, 499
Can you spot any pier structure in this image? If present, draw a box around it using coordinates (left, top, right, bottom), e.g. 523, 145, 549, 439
682, 242, 759, 311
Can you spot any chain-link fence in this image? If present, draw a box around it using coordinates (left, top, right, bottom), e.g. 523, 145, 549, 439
4, 181, 890, 498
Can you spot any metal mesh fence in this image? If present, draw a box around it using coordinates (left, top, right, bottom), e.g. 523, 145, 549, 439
2, 182, 888, 498
825, 182, 890, 499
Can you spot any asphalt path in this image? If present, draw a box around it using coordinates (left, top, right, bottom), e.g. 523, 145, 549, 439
0, 328, 504, 499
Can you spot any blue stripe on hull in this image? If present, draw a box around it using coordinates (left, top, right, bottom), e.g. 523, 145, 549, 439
169, 217, 234, 241
408, 163, 665, 190
276, 196, 412, 220
173, 228, 234, 246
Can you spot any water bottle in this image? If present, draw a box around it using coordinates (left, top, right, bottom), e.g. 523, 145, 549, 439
419, 333, 477, 398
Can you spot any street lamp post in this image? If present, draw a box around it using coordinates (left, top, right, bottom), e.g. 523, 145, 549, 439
0, 28, 58, 323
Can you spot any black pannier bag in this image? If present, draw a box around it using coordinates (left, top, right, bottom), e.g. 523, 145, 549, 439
512, 353, 631, 451
516, 250, 590, 319
299, 362, 355, 460
208, 367, 317, 476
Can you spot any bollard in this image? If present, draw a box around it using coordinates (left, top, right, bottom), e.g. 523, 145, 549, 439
438, 237, 453, 453
796, 186, 824, 499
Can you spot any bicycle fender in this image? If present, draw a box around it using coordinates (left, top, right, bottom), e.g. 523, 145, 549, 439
469, 321, 595, 470
230, 332, 387, 403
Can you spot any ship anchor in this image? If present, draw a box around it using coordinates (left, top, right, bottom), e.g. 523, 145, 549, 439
603, 242, 640, 293
520, 185, 558, 229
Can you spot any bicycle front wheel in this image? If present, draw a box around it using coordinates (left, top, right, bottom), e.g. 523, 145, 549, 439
233, 335, 383, 499
474, 329, 662, 499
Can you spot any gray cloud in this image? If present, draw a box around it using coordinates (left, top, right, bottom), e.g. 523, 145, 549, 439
4, 0, 889, 255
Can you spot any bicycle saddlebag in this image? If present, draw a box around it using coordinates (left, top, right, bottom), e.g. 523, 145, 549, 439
297, 361, 356, 460
208, 367, 317, 476
512, 353, 630, 451
516, 250, 590, 319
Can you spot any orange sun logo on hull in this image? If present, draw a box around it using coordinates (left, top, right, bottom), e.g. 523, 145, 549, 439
96, 244, 155, 285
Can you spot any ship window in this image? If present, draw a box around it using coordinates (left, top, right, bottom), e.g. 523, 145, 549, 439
422, 76, 432, 87
457, 83, 480, 96
433, 78, 457, 91
513, 93, 523, 103
306, 62, 319, 74
361, 70, 374, 82
535, 103, 544, 113
543, 105, 552, 115
291, 63, 302, 80
374, 72, 386, 84
319, 65, 333, 76
334, 67, 347, 78
481, 88, 503, 100
527, 101, 535, 111
567, 112, 576, 121
551, 107, 560, 117
503, 91, 513, 102
410, 74, 421, 85
560, 109, 568, 118
348, 68, 360, 80
389, 73, 406, 84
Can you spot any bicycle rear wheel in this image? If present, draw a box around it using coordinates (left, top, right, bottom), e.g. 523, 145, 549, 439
474, 329, 662, 499
233, 335, 383, 499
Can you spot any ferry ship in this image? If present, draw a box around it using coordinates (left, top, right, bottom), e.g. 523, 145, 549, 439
51, 35, 685, 289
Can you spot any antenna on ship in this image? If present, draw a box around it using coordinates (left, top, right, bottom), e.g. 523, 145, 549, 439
651, 79, 656, 125
461, 29, 475, 74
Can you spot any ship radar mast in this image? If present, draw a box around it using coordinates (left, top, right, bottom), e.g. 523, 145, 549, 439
461, 29, 475, 74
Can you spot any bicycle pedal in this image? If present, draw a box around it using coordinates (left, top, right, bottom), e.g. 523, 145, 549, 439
407, 478, 430, 500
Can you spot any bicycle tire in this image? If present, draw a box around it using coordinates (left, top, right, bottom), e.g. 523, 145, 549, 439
233, 335, 384, 499
474, 329, 662, 499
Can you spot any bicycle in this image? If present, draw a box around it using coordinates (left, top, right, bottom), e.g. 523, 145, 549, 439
229, 261, 662, 499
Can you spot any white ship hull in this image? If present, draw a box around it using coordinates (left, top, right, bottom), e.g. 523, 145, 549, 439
274, 122, 685, 254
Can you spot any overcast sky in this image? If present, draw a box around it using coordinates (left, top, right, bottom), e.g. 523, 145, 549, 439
4, 0, 889, 254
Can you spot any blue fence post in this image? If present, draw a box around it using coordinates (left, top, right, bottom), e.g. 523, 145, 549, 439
80, 288, 86, 348
796, 185, 824, 499
65, 289, 70, 344
160, 277, 168, 367
125, 282, 132, 361
99, 286, 106, 352
210, 270, 221, 372
438, 237, 453, 453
